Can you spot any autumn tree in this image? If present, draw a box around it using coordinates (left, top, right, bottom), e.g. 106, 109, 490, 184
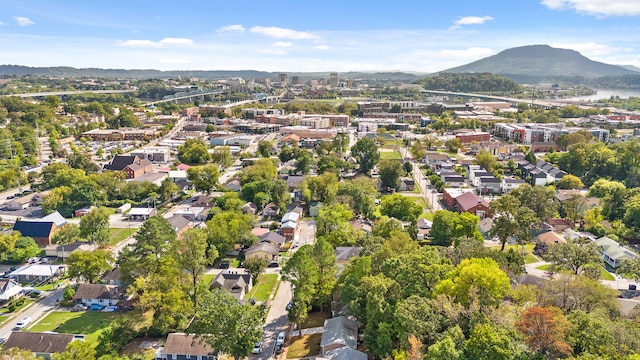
516, 306, 572, 358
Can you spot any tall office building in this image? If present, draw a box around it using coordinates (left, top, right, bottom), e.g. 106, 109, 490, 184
291, 75, 300, 85
329, 72, 339, 88
278, 73, 287, 85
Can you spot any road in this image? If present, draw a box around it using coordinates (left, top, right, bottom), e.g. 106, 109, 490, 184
0, 287, 65, 341
400, 146, 443, 212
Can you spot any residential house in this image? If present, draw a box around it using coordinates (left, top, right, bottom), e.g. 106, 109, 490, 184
423, 152, 451, 166
13, 219, 60, 247
529, 169, 548, 186
129, 172, 169, 187
241, 202, 258, 215
478, 217, 493, 239
72, 283, 120, 306
3, 332, 79, 360
501, 178, 525, 193
399, 177, 415, 191
417, 218, 432, 240
8, 264, 64, 284
223, 179, 242, 192
209, 272, 252, 301
546, 218, 575, 232
103, 155, 153, 179
454, 192, 490, 218
280, 211, 301, 241
244, 242, 279, 262
596, 236, 638, 269
167, 215, 191, 237
101, 267, 121, 287
320, 316, 360, 355
286, 175, 305, 191
259, 232, 286, 247
158, 333, 216, 360
536, 231, 566, 245
194, 194, 213, 207
44, 241, 97, 258
74, 206, 96, 217
478, 176, 501, 194
318, 347, 368, 360
173, 206, 207, 221
0, 278, 23, 303
351, 219, 373, 237
335, 247, 363, 271
442, 174, 465, 188
252, 227, 270, 238
262, 203, 280, 218
309, 201, 323, 217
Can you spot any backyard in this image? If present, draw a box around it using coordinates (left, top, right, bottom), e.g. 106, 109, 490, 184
286, 333, 322, 359
490, 243, 539, 264
28, 311, 124, 345
108, 227, 135, 246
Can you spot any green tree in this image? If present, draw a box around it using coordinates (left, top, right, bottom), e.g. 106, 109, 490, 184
294, 150, 312, 175
434, 257, 510, 308
444, 138, 461, 153
510, 184, 559, 221
7, 236, 40, 263
0, 347, 38, 359
337, 176, 377, 218
193, 289, 264, 360
316, 203, 356, 247
380, 193, 422, 223
489, 194, 537, 251
53, 338, 97, 360
158, 177, 181, 202
430, 210, 484, 247
464, 323, 518, 360
187, 164, 220, 194
177, 138, 211, 164
79, 207, 110, 245
173, 228, 216, 310
546, 237, 602, 275
618, 258, 640, 281
475, 150, 497, 172
243, 258, 268, 284
205, 211, 256, 256
282, 245, 319, 330
379, 159, 403, 190
557, 174, 585, 189
239, 158, 277, 184
63, 286, 75, 301
332, 132, 349, 154
67, 249, 114, 283
589, 179, 626, 198
299, 172, 339, 204
351, 137, 380, 174
310, 237, 338, 311
257, 140, 274, 157
52, 224, 81, 245
211, 146, 233, 168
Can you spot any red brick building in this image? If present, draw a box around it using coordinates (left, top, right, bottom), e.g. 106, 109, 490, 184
456, 132, 491, 144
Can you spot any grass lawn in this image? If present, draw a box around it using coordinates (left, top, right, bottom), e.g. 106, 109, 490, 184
301, 310, 330, 329
286, 333, 322, 359
379, 151, 402, 159
419, 211, 434, 221
35, 282, 56, 291
200, 273, 215, 287
108, 227, 135, 246
28, 311, 122, 345
535, 264, 615, 281
411, 197, 429, 209
0, 314, 9, 325
245, 274, 278, 302
0, 299, 34, 314
490, 243, 539, 264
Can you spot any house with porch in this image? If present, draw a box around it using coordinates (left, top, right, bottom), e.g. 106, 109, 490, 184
596, 236, 638, 269
320, 316, 360, 355
72, 284, 120, 306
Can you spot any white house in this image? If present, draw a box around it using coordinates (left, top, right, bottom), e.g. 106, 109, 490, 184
72, 284, 120, 306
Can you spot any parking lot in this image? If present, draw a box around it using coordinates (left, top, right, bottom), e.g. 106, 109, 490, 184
0, 205, 43, 218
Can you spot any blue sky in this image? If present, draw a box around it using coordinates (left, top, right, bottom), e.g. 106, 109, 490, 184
1, 0, 640, 72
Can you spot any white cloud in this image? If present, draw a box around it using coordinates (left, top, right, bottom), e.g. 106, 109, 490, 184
0, 21, 7, 26
217, 24, 245, 33
159, 37, 194, 46
273, 41, 293, 47
440, 47, 495, 58
258, 49, 287, 56
451, 15, 493, 29
250, 26, 317, 40
118, 37, 194, 48
315, 45, 330, 50
14, 16, 34, 26
541, 0, 640, 16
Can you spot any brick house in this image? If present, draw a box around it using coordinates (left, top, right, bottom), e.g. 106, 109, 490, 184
103, 155, 153, 179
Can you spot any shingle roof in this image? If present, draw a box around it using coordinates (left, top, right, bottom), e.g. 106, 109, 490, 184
167, 215, 190, 233
245, 242, 279, 256
4, 332, 75, 354
320, 316, 359, 349
209, 272, 251, 299
324, 347, 368, 360
103, 155, 138, 171
455, 191, 489, 212
163, 333, 215, 356
72, 284, 119, 300
596, 237, 638, 261
39, 211, 68, 226
282, 211, 300, 223
259, 232, 286, 245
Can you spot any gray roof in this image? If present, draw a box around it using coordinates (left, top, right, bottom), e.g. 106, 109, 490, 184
72, 284, 119, 300
39, 211, 68, 226
320, 316, 359, 349
245, 241, 279, 256
324, 347, 368, 360
164, 333, 215, 356
596, 237, 638, 261
167, 215, 190, 233
4, 332, 75, 354
259, 232, 286, 245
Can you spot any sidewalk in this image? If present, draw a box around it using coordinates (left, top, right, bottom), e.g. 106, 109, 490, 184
291, 326, 323, 337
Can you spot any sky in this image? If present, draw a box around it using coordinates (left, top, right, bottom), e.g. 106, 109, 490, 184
1, 0, 640, 73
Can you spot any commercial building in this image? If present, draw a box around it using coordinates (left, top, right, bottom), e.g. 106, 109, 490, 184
130, 147, 171, 163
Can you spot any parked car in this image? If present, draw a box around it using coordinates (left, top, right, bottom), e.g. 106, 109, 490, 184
252, 340, 262, 354
102, 306, 118, 312
73, 304, 88, 311
267, 262, 279, 268
0, 338, 5, 345
89, 304, 105, 311
286, 301, 293, 311
275, 343, 284, 354
292, 241, 300, 248
217, 260, 230, 269
276, 331, 285, 346
15, 316, 31, 329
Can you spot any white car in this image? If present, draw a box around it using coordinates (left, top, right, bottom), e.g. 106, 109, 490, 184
252, 340, 262, 354
276, 331, 286, 346
15, 316, 31, 329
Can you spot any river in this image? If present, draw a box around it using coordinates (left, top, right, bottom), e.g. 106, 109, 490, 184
563, 88, 640, 102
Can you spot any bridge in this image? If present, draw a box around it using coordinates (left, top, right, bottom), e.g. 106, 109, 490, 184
0, 89, 137, 98
144, 89, 224, 106
421, 89, 569, 110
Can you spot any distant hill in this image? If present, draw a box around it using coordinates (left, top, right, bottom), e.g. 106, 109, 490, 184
619, 65, 640, 72
0, 65, 421, 82
441, 45, 639, 80
414, 73, 522, 93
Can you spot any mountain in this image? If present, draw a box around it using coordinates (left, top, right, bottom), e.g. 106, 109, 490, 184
0, 65, 421, 81
441, 45, 639, 80
618, 65, 640, 72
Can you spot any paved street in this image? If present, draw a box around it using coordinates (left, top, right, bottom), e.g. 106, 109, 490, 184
0, 287, 65, 341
